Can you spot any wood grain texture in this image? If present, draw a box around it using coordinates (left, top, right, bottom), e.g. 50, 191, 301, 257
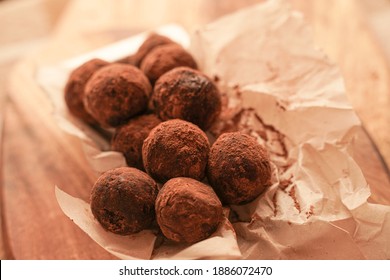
1, 0, 390, 259
2, 59, 116, 259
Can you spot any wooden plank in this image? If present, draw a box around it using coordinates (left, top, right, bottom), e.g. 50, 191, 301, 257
2, 59, 116, 259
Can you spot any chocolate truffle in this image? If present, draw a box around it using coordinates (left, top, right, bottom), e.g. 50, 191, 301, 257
133, 33, 177, 67
90, 167, 159, 235
111, 114, 161, 170
207, 132, 272, 205
114, 54, 138, 66
64, 58, 109, 124
152, 67, 221, 130
84, 63, 152, 127
156, 177, 223, 243
142, 119, 210, 183
140, 44, 197, 84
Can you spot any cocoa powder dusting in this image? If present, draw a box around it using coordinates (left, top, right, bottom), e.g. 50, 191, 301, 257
278, 179, 291, 191
209, 100, 289, 162
272, 191, 278, 217
288, 185, 301, 213
306, 205, 314, 219
276, 99, 289, 111
254, 113, 288, 158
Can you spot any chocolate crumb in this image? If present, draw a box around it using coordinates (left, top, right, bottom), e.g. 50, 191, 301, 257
306, 205, 315, 219
288, 185, 301, 213
272, 191, 278, 217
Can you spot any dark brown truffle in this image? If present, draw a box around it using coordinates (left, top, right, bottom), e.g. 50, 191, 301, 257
152, 67, 221, 130
142, 119, 210, 183
155, 177, 223, 243
64, 58, 109, 124
111, 114, 161, 170
140, 44, 197, 84
133, 33, 177, 67
90, 167, 158, 235
84, 63, 152, 127
207, 132, 272, 205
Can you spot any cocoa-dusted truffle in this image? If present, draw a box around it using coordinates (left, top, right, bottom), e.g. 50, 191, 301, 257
140, 44, 197, 84
111, 114, 161, 170
84, 63, 152, 127
114, 53, 138, 66
114, 34, 179, 74
90, 167, 158, 235
64, 58, 109, 124
142, 119, 210, 183
133, 33, 177, 67
152, 67, 221, 130
207, 132, 272, 205
156, 177, 223, 243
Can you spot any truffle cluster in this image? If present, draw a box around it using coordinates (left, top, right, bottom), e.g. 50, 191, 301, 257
65, 33, 273, 245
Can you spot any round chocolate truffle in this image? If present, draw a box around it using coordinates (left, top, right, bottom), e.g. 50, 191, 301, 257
133, 33, 177, 67
111, 114, 161, 170
140, 44, 197, 84
156, 177, 223, 243
90, 167, 159, 235
142, 119, 210, 183
84, 63, 152, 127
207, 132, 272, 205
114, 53, 138, 66
64, 58, 109, 124
152, 67, 221, 130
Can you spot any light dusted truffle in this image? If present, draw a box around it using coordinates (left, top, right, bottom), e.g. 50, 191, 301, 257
90, 167, 158, 235
133, 33, 177, 67
84, 64, 152, 127
111, 114, 161, 170
64, 58, 109, 124
155, 177, 223, 243
207, 132, 272, 205
142, 119, 210, 183
152, 67, 221, 130
140, 44, 197, 84
114, 53, 138, 66
114, 34, 175, 66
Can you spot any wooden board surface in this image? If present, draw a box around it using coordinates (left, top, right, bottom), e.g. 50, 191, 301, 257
1, 0, 390, 259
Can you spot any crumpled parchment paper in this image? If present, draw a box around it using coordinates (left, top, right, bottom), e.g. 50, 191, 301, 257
39, 0, 390, 259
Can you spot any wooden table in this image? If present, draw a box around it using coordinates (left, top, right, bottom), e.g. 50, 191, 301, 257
1, 0, 390, 259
